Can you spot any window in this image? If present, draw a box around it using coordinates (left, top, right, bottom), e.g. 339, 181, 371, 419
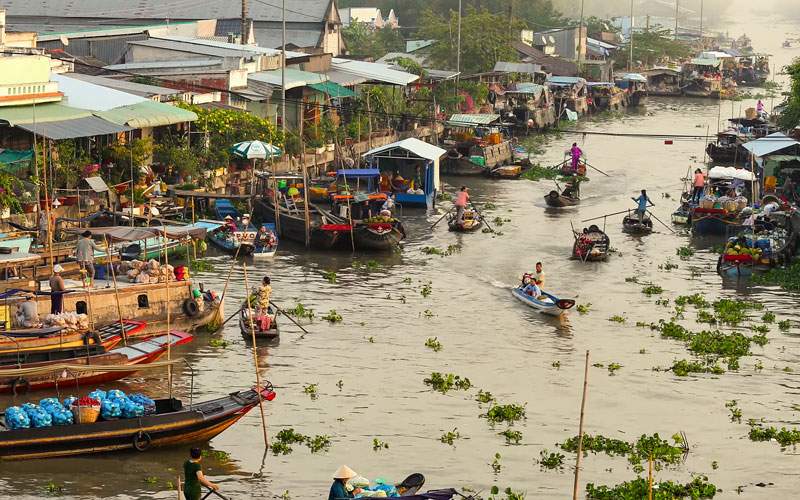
137, 294, 150, 308
76, 301, 87, 315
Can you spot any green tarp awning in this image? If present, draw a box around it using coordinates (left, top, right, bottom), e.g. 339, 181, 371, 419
308, 81, 356, 98
0, 149, 33, 173
96, 100, 197, 128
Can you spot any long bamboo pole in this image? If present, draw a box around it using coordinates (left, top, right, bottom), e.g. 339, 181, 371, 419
648, 453, 654, 500
242, 263, 269, 448
162, 228, 172, 399
572, 350, 590, 500
105, 236, 127, 346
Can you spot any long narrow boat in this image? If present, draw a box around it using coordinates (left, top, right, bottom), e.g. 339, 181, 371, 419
0, 386, 275, 460
511, 286, 575, 316
0, 330, 193, 393
448, 209, 483, 232
239, 304, 279, 341
192, 219, 256, 256
572, 225, 610, 262
254, 198, 341, 249
622, 215, 653, 235
0, 320, 144, 354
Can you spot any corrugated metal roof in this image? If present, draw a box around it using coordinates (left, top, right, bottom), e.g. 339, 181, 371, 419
506, 83, 546, 96
448, 114, 500, 125
689, 58, 721, 67
105, 59, 224, 71
64, 74, 184, 98
547, 76, 587, 86
252, 27, 323, 50
2, 0, 333, 24
149, 35, 308, 59
128, 38, 259, 58
742, 133, 800, 158
326, 69, 367, 86
36, 22, 194, 41
54, 74, 148, 111
331, 58, 418, 86
16, 116, 131, 140
248, 69, 328, 90
620, 73, 647, 82
493, 61, 543, 74
364, 138, 446, 161
0, 102, 91, 125
96, 100, 197, 128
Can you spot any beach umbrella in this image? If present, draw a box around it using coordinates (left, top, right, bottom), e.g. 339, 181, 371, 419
230, 140, 282, 160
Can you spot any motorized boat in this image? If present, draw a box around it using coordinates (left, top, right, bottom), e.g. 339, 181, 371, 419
252, 223, 279, 259
511, 276, 575, 317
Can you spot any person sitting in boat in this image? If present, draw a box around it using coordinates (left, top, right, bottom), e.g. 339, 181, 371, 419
391, 171, 407, 192
454, 186, 469, 224
329, 465, 357, 500
223, 215, 237, 233
569, 143, 583, 173
523, 281, 542, 299
631, 190, 653, 222
379, 172, 392, 193
256, 226, 277, 250
562, 182, 577, 198
183, 447, 220, 500
15, 293, 41, 328
381, 194, 396, 214
532, 262, 545, 289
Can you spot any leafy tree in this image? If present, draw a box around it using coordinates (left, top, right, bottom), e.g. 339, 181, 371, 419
779, 58, 800, 129
154, 136, 200, 179
342, 23, 404, 60
613, 27, 692, 69
101, 137, 154, 183
0, 169, 22, 213
53, 140, 91, 188
417, 7, 523, 74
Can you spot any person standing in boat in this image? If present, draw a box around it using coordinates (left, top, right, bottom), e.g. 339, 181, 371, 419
756, 99, 766, 119
454, 186, 469, 224
257, 276, 272, 330
49, 264, 66, 314
570, 143, 583, 173
75, 230, 104, 285
692, 169, 706, 204
328, 465, 357, 500
38, 209, 49, 246
632, 189, 654, 222
183, 447, 220, 500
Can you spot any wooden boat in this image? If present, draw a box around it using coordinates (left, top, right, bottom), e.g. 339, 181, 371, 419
643, 68, 682, 97
572, 225, 610, 262
447, 209, 483, 232
0, 330, 193, 393
0, 386, 275, 460
486, 165, 522, 179
672, 205, 691, 225
615, 74, 648, 107
197, 219, 256, 256
254, 198, 341, 249
0, 320, 144, 354
716, 254, 754, 277
119, 237, 188, 261
442, 154, 487, 176
587, 82, 627, 112
545, 182, 580, 207
252, 223, 278, 259
689, 208, 746, 237
239, 304, 279, 340
622, 214, 653, 235
511, 286, 575, 317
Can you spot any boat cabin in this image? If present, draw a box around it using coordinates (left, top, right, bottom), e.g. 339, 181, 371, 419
442, 114, 513, 173
615, 73, 648, 107
586, 82, 627, 112
363, 138, 446, 210
502, 83, 556, 130
643, 68, 682, 96
331, 169, 389, 220
682, 58, 723, 98
546, 76, 588, 116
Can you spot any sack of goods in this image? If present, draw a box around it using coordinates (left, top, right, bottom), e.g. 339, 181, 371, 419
43, 312, 90, 331
124, 259, 175, 284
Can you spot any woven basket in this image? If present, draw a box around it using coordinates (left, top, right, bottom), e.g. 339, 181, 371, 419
71, 405, 100, 424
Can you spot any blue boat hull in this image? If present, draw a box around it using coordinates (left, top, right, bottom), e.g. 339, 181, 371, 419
511, 287, 573, 316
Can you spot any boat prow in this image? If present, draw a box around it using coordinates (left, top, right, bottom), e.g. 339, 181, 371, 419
511, 287, 575, 316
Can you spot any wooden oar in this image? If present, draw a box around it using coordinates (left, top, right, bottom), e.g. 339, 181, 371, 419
430, 206, 454, 228
218, 306, 244, 330
582, 209, 631, 223
201, 488, 231, 500
270, 300, 310, 335
469, 201, 494, 232
583, 161, 610, 177
646, 209, 675, 233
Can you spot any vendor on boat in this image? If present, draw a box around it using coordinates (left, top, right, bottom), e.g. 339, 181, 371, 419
391, 171, 407, 192
632, 190, 653, 222
49, 264, 66, 314
255, 226, 277, 250
257, 276, 272, 327
532, 262, 545, 289
569, 143, 583, 172
223, 215, 237, 233
183, 447, 220, 500
454, 186, 469, 224
328, 465, 357, 500
692, 169, 706, 204
15, 293, 41, 328
75, 230, 104, 284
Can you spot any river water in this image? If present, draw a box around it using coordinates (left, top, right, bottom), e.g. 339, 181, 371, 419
2, 4, 800, 500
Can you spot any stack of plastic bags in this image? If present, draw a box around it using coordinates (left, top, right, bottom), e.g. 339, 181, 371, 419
4, 406, 30, 430
349, 477, 399, 498
39, 397, 73, 426
88, 389, 147, 420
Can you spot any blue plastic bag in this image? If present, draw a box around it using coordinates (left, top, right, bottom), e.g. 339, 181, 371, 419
4, 406, 30, 430
129, 394, 156, 414
88, 389, 107, 402
100, 399, 121, 420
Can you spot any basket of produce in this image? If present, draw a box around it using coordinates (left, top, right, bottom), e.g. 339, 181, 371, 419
71, 397, 101, 424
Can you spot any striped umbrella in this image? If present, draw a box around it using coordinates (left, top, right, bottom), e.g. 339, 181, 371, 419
230, 140, 282, 160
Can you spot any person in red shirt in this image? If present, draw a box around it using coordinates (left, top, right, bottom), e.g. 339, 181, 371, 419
453, 186, 469, 224
692, 168, 706, 204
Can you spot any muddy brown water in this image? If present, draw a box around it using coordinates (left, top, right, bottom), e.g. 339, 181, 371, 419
2, 6, 800, 499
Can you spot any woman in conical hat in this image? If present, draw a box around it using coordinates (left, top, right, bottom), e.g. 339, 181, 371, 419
328, 465, 357, 499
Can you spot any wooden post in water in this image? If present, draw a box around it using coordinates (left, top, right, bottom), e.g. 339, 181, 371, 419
648, 453, 654, 500
162, 227, 172, 399
301, 138, 310, 248
105, 236, 127, 346
572, 350, 590, 500
242, 263, 269, 448
271, 162, 281, 236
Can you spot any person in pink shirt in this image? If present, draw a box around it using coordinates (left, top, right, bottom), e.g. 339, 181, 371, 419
692, 168, 706, 204
570, 143, 583, 172
454, 186, 469, 224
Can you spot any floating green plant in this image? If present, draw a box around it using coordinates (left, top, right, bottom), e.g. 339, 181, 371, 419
576, 303, 591, 314
440, 428, 461, 445
641, 284, 664, 296
420, 282, 433, 297
778, 319, 791, 331
424, 372, 472, 394
676, 246, 695, 260
608, 315, 626, 324
607, 362, 622, 374
490, 452, 502, 473
306, 435, 332, 453
586, 476, 717, 499
425, 337, 443, 352
372, 438, 389, 451
302, 383, 318, 399
476, 389, 495, 404
762, 311, 776, 323
208, 338, 229, 348
500, 429, 522, 445
202, 449, 231, 462
484, 403, 526, 425
286, 303, 315, 320
322, 271, 337, 284
537, 449, 565, 470
322, 309, 343, 323
725, 400, 742, 423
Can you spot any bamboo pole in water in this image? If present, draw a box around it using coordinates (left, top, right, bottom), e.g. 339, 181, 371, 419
162, 228, 172, 399
242, 262, 269, 448
572, 350, 590, 500
104, 236, 127, 346
648, 453, 654, 500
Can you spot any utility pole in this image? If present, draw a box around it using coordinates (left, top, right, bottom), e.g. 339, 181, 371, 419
241, 0, 248, 44
674, 0, 679, 41
628, 0, 634, 71
456, 0, 462, 88
699, 0, 704, 48
578, 0, 585, 73
281, 0, 286, 140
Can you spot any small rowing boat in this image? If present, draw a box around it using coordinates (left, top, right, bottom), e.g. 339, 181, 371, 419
511, 285, 575, 316
572, 225, 610, 262
486, 165, 522, 179
447, 209, 483, 232
252, 223, 278, 259
0, 386, 275, 460
239, 304, 279, 341
622, 214, 653, 235
544, 189, 579, 207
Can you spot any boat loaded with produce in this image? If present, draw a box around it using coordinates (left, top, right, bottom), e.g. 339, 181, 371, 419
717, 211, 798, 277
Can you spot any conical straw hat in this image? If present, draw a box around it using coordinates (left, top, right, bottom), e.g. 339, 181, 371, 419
333, 465, 357, 479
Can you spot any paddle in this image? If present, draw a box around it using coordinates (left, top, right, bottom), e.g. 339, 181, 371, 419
582, 209, 632, 223
430, 206, 454, 229
646, 209, 676, 234
583, 161, 611, 177
269, 300, 310, 335
218, 306, 245, 330
201, 488, 231, 500
469, 201, 494, 232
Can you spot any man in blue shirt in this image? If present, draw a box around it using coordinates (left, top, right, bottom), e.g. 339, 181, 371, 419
631, 189, 653, 221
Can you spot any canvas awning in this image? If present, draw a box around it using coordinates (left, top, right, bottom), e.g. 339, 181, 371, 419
15, 117, 131, 140
708, 166, 756, 181
690, 58, 721, 67
621, 73, 647, 82
308, 81, 356, 98
742, 133, 800, 158
447, 114, 500, 126
68, 225, 207, 241
505, 83, 545, 97
95, 100, 197, 128
364, 138, 446, 161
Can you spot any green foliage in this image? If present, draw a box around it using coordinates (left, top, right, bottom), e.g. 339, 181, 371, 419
778, 319, 792, 331
101, 138, 154, 183
323, 271, 337, 283
613, 27, 693, 69
752, 261, 800, 291
424, 372, 472, 393
499, 429, 522, 445
608, 315, 626, 324
779, 58, 800, 129
576, 303, 591, 315
425, 337, 443, 352
342, 23, 404, 60
372, 438, 389, 451
676, 246, 695, 260
322, 309, 343, 323
560, 433, 685, 468
201, 449, 231, 462
607, 362, 622, 374
153, 135, 200, 179
272, 428, 331, 454
440, 428, 461, 445
208, 338, 229, 348
476, 389, 495, 404
302, 383, 319, 399
670, 359, 724, 377
0, 170, 22, 213
484, 403, 526, 425
286, 303, 315, 320
537, 449, 565, 470
748, 423, 800, 448
641, 284, 664, 296
762, 311, 776, 323
586, 475, 717, 499
53, 140, 91, 187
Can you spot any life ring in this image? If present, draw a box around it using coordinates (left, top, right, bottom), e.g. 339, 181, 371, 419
83, 331, 101, 346
182, 298, 200, 317
133, 431, 152, 451
11, 377, 29, 396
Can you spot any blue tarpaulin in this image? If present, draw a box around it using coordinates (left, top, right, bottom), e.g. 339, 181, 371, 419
337, 169, 380, 177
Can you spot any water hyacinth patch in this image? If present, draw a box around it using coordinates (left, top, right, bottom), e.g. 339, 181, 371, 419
424, 372, 472, 394
586, 476, 717, 499
440, 428, 461, 445
499, 429, 522, 445
537, 449, 565, 470
484, 403, 526, 425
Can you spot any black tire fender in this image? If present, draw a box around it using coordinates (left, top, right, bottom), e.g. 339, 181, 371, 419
182, 298, 200, 317
133, 431, 152, 451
